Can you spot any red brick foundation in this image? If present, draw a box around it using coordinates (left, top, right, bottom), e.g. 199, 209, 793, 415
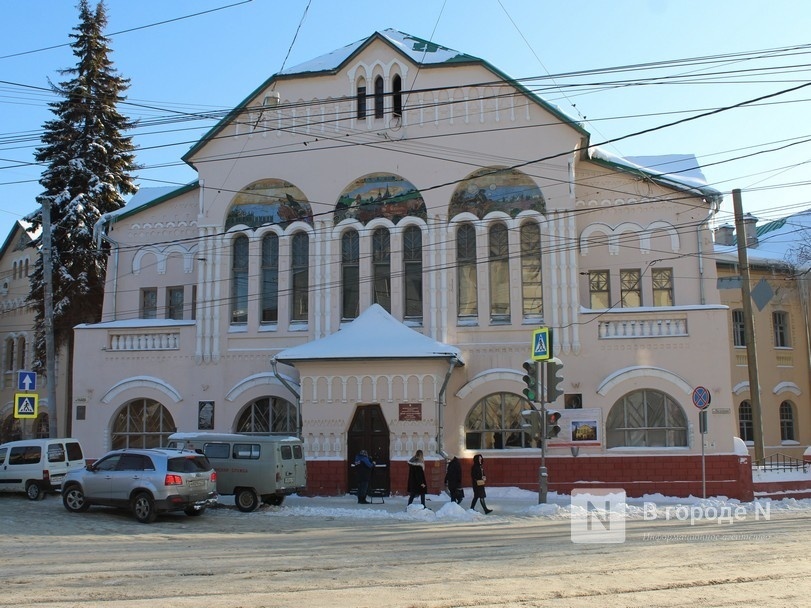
305, 454, 755, 501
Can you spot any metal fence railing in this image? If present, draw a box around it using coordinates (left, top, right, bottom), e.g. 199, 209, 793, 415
753, 453, 808, 472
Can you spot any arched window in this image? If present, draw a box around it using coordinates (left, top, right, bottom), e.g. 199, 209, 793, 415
457, 223, 478, 318
235, 397, 298, 435
392, 74, 402, 117
291, 232, 309, 322
374, 76, 384, 119
356, 78, 367, 119
372, 228, 391, 312
261, 234, 279, 324
488, 223, 510, 321
4, 337, 14, 372
342, 230, 360, 320
15, 336, 25, 371
111, 399, 176, 449
780, 401, 795, 441
0, 414, 22, 444
520, 222, 542, 318
24, 259, 28, 276
12, 262, 17, 280
403, 225, 423, 320
231, 235, 249, 324
738, 400, 753, 442
464, 392, 536, 450
605, 389, 688, 448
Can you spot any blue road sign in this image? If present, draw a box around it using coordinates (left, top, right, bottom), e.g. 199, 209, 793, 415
692, 386, 711, 410
531, 327, 552, 361
17, 370, 36, 392
14, 393, 38, 419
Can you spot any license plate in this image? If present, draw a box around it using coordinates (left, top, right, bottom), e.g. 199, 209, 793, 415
188, 479, 205, 488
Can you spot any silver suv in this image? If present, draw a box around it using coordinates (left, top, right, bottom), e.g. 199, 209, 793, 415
61, 448, 218, 523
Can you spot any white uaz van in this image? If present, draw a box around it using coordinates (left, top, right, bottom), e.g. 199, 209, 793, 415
0, 438, 85, 500
167, 433, 306, 512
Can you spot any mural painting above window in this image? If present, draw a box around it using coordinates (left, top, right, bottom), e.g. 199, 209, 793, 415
334, 173, 427, 225
450, 167, 546, 219
225, 179, 313, 230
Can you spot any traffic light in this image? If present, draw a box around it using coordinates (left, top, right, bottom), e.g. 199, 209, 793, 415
546, 409, 562, 439
546, 357, 564, 403
522, 359, 540, 402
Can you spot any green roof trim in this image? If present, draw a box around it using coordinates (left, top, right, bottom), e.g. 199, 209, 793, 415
112, 181, 199, 222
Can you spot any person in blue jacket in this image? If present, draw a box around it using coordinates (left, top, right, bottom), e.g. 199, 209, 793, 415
354, 450, 375, 504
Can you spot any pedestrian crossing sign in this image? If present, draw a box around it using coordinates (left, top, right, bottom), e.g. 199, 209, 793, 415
14, 393, 38, 419
531, 327, 552, 361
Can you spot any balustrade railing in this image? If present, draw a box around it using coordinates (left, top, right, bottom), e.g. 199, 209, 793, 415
598, 317, 688, 339
107, 331, 180, 351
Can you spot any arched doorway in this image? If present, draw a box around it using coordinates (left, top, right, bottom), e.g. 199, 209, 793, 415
347, 404, 390, 496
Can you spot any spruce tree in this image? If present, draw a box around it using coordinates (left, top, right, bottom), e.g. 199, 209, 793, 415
27, 0, 138, 371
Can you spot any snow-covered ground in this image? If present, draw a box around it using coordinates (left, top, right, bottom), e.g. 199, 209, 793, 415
215, 485, 811, 523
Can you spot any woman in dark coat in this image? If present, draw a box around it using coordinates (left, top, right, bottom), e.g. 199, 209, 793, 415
407, 449, 427, 508
445, 456, 463, 503
470, 453, 492, 514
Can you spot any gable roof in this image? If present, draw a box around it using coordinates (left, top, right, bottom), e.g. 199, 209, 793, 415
275, 304, 463, 363
182, 29, 588, 164
0, 220, 36, 260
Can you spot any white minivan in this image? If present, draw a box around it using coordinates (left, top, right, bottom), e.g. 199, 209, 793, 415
0, 438, 86, 500
166, 433, 306, 512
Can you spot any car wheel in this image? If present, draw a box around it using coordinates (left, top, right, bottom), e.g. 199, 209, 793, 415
235, 488, 259, 512
132, 491, 157, 523
184, 506, 206, 516
25, 481, 44, 501
263, 495, 284, 506
63, 484, 90, 512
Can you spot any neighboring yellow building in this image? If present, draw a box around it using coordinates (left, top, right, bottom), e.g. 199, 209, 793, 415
715, 211, 811, 461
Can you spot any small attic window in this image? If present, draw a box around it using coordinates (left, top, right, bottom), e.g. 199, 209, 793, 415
374, 76, 384, 119
356, 80, 367, 119
392, 74, 402, 117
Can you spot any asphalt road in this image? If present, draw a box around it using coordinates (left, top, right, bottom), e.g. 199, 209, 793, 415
1, 493, 809, 607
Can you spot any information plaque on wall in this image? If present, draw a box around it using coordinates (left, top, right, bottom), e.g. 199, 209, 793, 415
398, 403, 422, 421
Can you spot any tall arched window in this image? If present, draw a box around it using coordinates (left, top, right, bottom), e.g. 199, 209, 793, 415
488, 223, 510, 321
4, 337, 14, 372
15, 336, 25, 371
780, 401, 795, 441
738, 400, 753, 442
464, 392, 536, 450
231, 235, 249, 324
291, 232, 309, 322
34, 413, 49, 438
457, 223, 478, 318
356, 78, 367, 119
261, 234, 279, 324
520, 222, 542, 318
112, 399, 176, 449
372, 228, 391, 312
403, 225, 423, 320
342, 230, 360, 320
236, 397, 298, 435
392, 74, 403, 117
605, 389, 688, 448
374, 76, 384, 119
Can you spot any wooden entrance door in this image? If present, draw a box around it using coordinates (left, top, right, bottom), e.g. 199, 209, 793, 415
347, 404, 390, 496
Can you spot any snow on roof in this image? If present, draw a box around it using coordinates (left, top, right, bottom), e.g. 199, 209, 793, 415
276, 304, 463, 363
588, 147, 722, 202
715, 208, 811, 268
279, 29, 477, 76
126, 186, 180, 210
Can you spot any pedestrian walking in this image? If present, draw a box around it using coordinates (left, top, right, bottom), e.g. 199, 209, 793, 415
353, 450, 375, 504
444, 456, 463, 504
470, 453, 492, 514
407, 449, 427, 508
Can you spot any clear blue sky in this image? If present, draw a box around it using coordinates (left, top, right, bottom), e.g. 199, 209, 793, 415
2, 0, 810, 239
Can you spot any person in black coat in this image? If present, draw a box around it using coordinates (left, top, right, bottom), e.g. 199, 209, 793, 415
354, 450, 375, 504
444, 456, 463, 504
407, 449, 427, 508
470, 453, 492, 514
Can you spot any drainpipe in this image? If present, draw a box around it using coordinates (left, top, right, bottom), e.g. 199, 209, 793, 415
271, 357, 302, 438
436, 355, 460, 459
94, 213, 119, 321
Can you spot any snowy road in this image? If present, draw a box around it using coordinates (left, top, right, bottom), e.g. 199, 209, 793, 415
1, 490, 809, 607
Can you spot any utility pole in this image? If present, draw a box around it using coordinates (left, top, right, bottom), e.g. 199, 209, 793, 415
732, 188, 765, 462
41, 198, 58, 438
